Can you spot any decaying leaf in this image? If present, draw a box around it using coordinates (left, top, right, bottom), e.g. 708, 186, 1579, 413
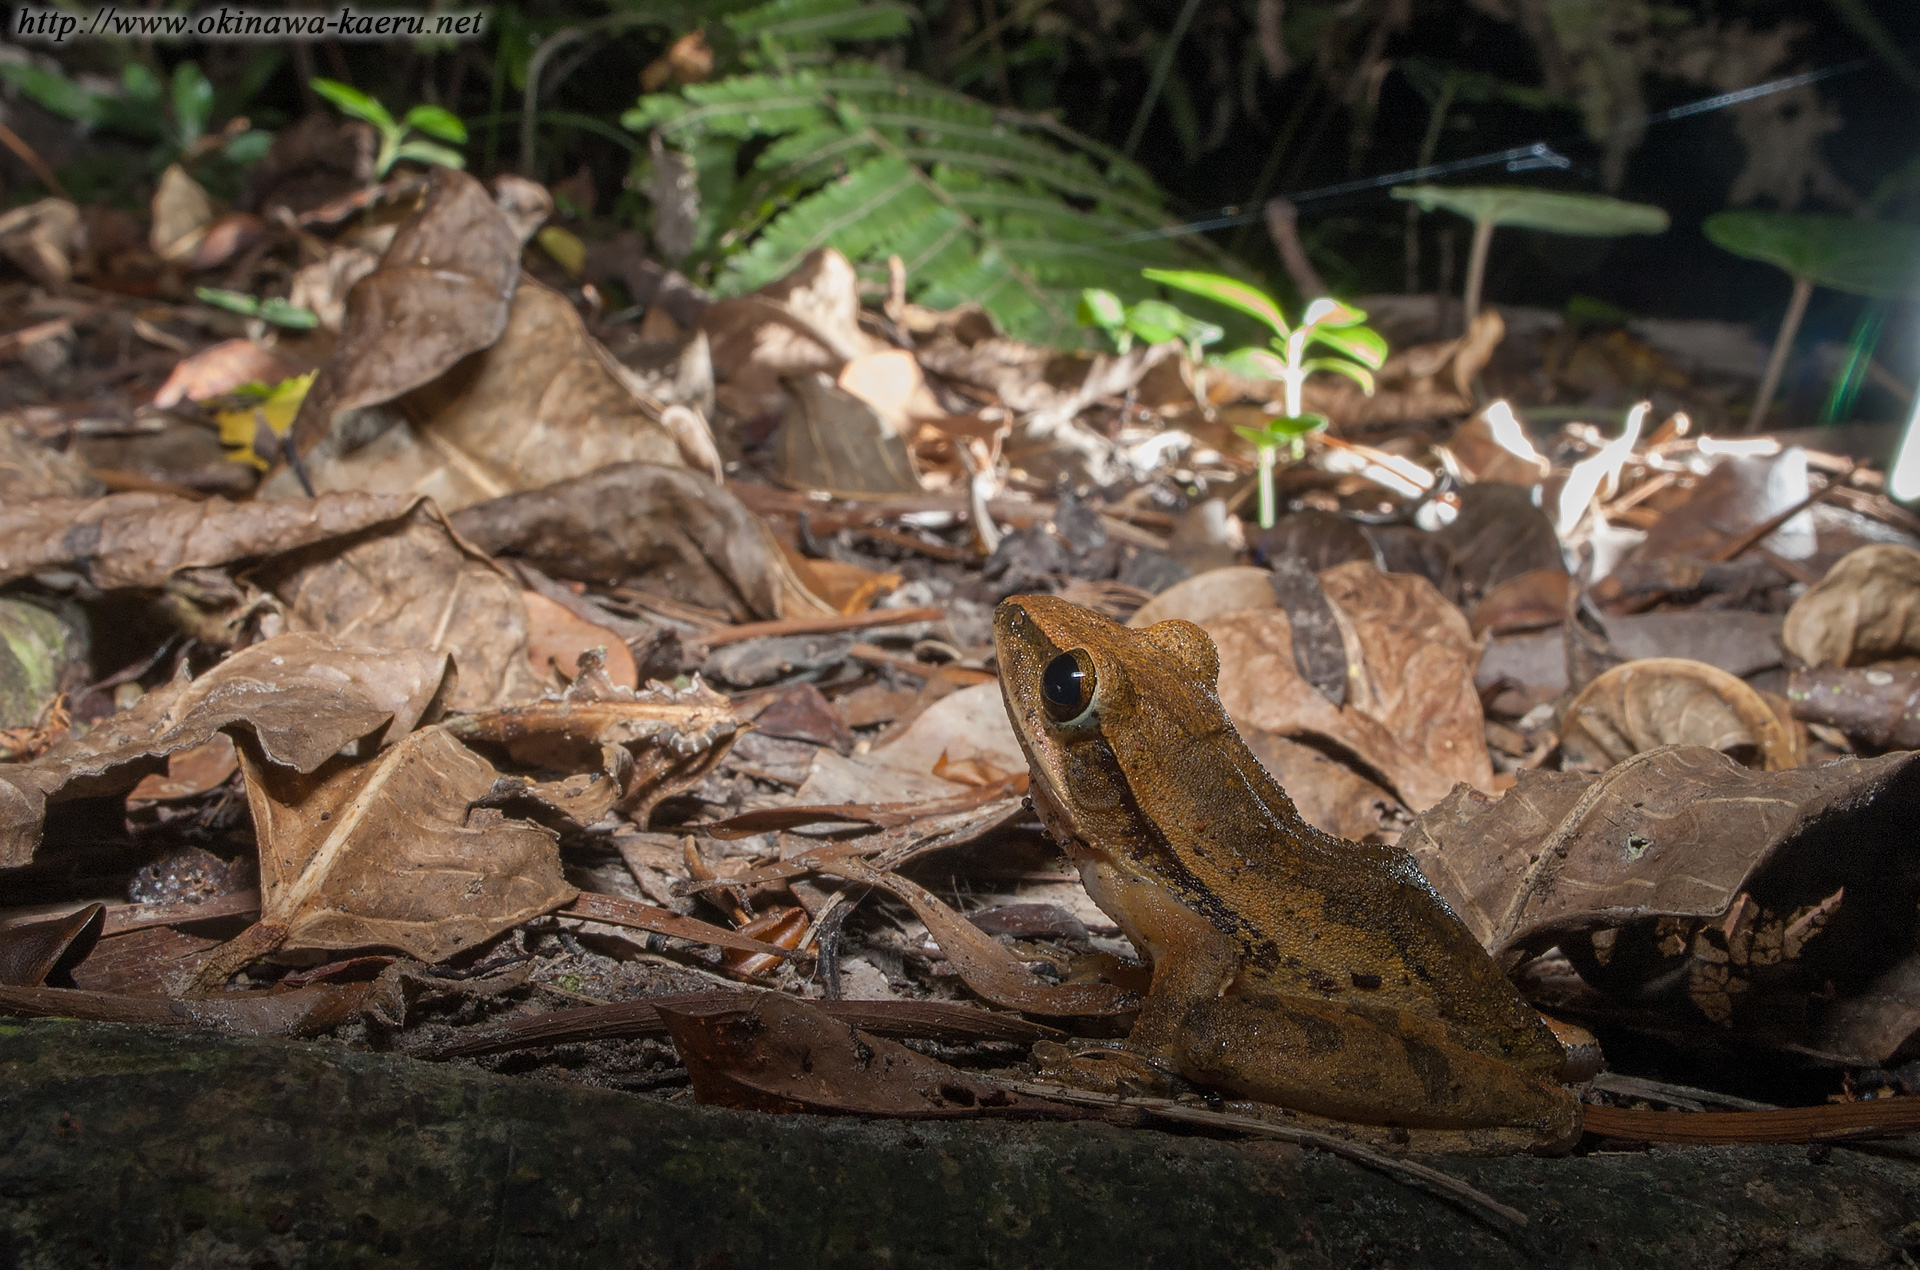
149, 164, 214, 263
0, 903, 103, 986
275, 278, 711, 506
0, 198, 80, 286
1240, 730, 1410, 843
0, 423, 100, 500
448, 462, 833, 621
0, 490, 414, 591
449, 657, 743, 827
1782, 544, 1920, 669
1560, 658, 1802, 773
1403, 746, 1920, 1062
230, 724, 573, 964
1204, 560, 1494, 811
1787, 665, 1920, 749
1, 633, 452, 867
251, 501, 545, 710
661, 991, 1071, 1118
287, 165, 520, 459
522, 589, 639, 689
772, 372, 922, 497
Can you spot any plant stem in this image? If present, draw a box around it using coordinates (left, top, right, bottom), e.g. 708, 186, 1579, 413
1461, 216, 1496, 324
1746, 273, 1815, 434
1257, 447, 1275, 528
1404, 75, 1456, 293
1124, 0, 1204, 158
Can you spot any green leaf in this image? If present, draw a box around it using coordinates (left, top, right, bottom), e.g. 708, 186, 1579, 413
1143, 268, 1289, 338
171, 63, 214, 147
0, 63, 105, 127
391, 140, 466, 170
403, 104, 468, 144
1390, 185, 1669, 236
1300, 297, 1366, 329
121, 64, 162, 107
1123, 299, 1192, 346
223, 129, 274, 165
1305, 324, 1387, 369
1209, 346, 1289, 380
195, 286, 262, 317
1078, 288, 1126, 330
1703, 211, 1920, 299
726, 0, 914, 49
311, 78, 394, 134
257, 298, 319, 329
1304, 357, 1376, 395
1233, 413, 1327, 447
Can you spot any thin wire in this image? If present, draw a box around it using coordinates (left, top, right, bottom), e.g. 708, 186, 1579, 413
1117, 56, 1875, 246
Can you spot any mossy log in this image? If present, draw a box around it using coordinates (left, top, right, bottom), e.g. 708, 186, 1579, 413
1, 1019, 1917, 1268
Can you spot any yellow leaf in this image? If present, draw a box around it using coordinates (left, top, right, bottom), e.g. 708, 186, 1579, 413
536, 225, 586, 278
215, 371, 314, 469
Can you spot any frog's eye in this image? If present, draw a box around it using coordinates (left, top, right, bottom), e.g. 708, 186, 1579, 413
1041, 650, 1095, 722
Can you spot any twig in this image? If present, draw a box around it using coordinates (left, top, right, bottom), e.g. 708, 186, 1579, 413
696, 606, 946, 649
0, 119, 69, 199
1708, 467, 1849, 562
989, 1079, 1528, 1232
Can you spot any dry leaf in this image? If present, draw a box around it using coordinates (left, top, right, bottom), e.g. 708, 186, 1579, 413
287, 245, 381, 333
150, 164, 214, 263
1782, 544, 1920, 669
237, 724, 573, 962
0, 198, 80, 286
1240, 730, 1410, 843
449, 663, 742, 826
448, 462, 833, 621
1205, 560, 1493, 811
1404, 746, 1920, 1062
1128, 565, 1277, 629
1, 632, 452, 866
1469, 568, 1571, 637
1561, 658, 1802, 773
772, 372, 922, 497
521, 589, 638, 689
662, 992, 1071, 1117
252, 500, 545, 710
287, 165, 520, 459
0, 490, 414, 590
0, 903, 103, 986
1787, 665, 1920, 749
151, 339, 302, 409
0, 423, 100, 499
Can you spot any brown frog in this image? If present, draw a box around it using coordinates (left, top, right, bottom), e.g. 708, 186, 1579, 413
995, 595, 1581, 1148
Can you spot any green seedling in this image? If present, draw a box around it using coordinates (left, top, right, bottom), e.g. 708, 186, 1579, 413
311, 78, 467, 178
1703, 210, 1920, 432
1391, 185, 1668, 324
1142, 268, 1387, 530
194, 287, 319, 330
0, 59, 269, 171
1078, 288, 1223, 361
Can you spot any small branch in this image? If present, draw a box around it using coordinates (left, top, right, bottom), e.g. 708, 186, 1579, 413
1462, 217, 1497, 324
1746, 273, 1816, 433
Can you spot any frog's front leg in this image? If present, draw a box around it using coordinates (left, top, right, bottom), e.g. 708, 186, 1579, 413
1036, 859, 1240, 1096
1175, 993, 1581, 1140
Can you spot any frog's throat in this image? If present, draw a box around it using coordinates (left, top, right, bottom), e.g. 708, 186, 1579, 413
1026, 775, 1098, 861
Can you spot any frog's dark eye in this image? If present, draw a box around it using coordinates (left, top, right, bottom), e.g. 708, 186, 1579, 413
1041, 650, 1095, 722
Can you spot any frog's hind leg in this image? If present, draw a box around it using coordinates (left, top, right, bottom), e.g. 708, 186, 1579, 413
1175, 993, 1580, 1137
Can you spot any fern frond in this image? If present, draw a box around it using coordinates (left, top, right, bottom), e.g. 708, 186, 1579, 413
629, 59, 1252, 346
726, 0, 914, 46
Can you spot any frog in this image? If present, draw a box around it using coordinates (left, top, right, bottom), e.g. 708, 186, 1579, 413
994, 594, 1581, 1149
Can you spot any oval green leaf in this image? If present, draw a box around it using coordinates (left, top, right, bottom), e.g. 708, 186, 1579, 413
1306, 325, 1387, 370
1143, 268, 1290, 338
403, 104, 469, 145
1703, 211, 1920, 298
1078, 288, 1126, 330
1391, 185, 1669, 237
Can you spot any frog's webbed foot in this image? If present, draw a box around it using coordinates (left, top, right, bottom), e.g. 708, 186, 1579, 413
1032, 1039, 1190, 1098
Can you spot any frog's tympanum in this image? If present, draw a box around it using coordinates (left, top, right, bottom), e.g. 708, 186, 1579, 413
995, 595, 1580, 1149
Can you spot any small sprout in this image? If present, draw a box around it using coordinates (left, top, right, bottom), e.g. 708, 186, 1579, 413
1142, 269, 1386, 529
194, 287, 319, 330
311, 78, 468, 179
